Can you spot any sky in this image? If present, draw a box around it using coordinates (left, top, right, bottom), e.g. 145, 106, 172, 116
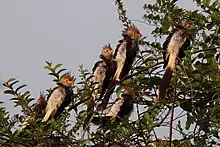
0, 0, 197, 139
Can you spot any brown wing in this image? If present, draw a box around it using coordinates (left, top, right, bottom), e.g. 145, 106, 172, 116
54, 88, 74, 119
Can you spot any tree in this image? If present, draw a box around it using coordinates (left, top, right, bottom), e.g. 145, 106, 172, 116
1, 0, 220, 146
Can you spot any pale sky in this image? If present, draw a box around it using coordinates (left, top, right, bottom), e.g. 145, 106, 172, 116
0, 0, 197, 139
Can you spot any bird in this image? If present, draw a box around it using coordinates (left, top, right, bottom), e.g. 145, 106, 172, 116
91, 85, 136, 127
106, 85, 136, 121
158, 22, 192, 99
82, 44, 114, 134
19, 92, 47, 130
53, 87, 74, 119
113, 26, 142, 82
90, 44, 114, 100
98, 26, 142, 111
41, 72, 74, 122
32, 92, 47, 119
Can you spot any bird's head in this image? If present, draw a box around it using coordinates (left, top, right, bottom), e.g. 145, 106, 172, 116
123, 26, 142, 40
101, 44, 114, 60
182, 21, 192, 29
58, 72, 74, 87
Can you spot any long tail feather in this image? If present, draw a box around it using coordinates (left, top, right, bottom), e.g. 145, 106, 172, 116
158, 54, 176, 99
42, 109, 53, 122
97, 82, 116, 111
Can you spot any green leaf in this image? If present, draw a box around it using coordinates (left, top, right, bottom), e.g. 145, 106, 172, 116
15, 85, 27, 93
6, 78, 16, 83
203, 0, 211, 6
116, 86, 123, 98
54, 64, 63, 70
57, 68, 67, 75
4, 90, 15, 95
156, 0, 161, 5
10, 81, 19, 88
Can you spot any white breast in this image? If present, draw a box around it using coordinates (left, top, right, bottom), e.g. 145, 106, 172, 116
168, 30, 186, 55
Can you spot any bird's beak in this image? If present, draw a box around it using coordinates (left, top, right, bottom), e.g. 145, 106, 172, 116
69, 81, 74, 85
138, 34, 143, 37
137, 33, 143, 38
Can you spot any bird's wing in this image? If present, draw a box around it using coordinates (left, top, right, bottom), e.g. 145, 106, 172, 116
54, 88, 73, 119
91, 60, 107, 99
42, 88, 66, 122
92, 60, 103, 73
178, 38, 191, 59
99, 60, 117, 99
106, 98, 124, 119
162, 31, 174, 69
117, 94, 134, 120
113, 39, 123, 58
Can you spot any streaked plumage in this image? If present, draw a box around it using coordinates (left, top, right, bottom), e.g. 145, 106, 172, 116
42, 73, 74, 122
113, 26, 142, 82
53, 87, 74, 119
98, 26, 142, 111
32, 92, 47, 119
20, 93, 47, 130
83, 44, 114, 133
92, 85, 136, 126
159, 22, 192, 99
90, 44, 114, 100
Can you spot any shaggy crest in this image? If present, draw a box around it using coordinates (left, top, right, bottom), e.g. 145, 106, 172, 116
37, 91, 46, 105
101, 44, 114, 60
103, 43, 112, 50
123, 26, 142, 38
60, 72, 73, 81
58, 72, 74, 87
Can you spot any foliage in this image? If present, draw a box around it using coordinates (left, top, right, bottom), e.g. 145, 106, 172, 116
1, 0, 220, 146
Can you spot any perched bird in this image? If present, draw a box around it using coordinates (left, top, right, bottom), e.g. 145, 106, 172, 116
83, 44, 114, 134
53, 87, 74, 119
32, 92, 47, 119
91, 44, 114, 100
92, 85, 136, 126
99, 26, 142, 111
113, 26, 142, 82
20, 92, 47, 130
158, 22, 192, 99
42, 72, 74, 122
106, 85, 136, 121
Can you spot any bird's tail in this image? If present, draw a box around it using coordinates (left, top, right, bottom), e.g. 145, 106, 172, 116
97, 82, 116, 111
158, 54, 176, 99
41, 109, 53, 122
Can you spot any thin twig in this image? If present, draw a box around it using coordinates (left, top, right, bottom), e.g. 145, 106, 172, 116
169, 102, 174, 147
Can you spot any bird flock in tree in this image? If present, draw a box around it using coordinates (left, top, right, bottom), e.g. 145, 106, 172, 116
4, 21, 204, 136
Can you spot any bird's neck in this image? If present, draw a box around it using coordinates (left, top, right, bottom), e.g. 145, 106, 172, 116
100, 55, 112, 65
123, 34, 132, 41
